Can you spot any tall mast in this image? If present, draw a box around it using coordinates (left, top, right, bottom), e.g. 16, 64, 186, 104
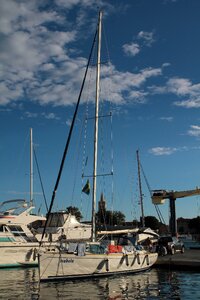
136, 149, 145, 227
91, 11, 102, 242
30, 128, 33, 207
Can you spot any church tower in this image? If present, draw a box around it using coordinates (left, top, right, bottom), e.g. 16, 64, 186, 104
98, 193, 106, 213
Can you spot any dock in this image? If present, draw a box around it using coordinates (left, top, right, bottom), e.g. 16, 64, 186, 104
154, 249, 200, 271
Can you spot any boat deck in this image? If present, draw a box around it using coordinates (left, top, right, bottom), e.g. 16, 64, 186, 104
154, 249, 200, 270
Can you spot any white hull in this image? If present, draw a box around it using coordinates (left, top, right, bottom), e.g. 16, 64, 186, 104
0, 243, 39, 268
39, 250, 158, 282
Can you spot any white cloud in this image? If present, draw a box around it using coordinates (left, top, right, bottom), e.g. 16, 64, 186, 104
162, 62, 171, 68
55, 0, 99, 9
66, 119, 72, 126
149, 147, 177, 156
99, 65, 162, 104
0, 1, 162, 109
169, 78, 200, 108
187, 125, 200, 137
0, 1, 62, 35
128, 90, 148, 103
137, 31, 155, 46
0, 82, 23, 105
41, 112, 60, 120
24, 111, 38, 118
174, 98, 200, 108
167, 78, 192, 96
0, 0, 80, 107
123, 43, 140, 57
123, 30, 155, 57
149, 145, 200, 156
151, 76, 200, 108
24, 111, 60, 120
160, 116, 173, 122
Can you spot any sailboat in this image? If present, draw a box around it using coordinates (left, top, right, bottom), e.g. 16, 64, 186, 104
38, 11, 158, 282
0, 128, 47, 267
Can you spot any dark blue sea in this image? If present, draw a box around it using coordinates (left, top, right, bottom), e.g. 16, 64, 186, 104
0, 267, 199, 299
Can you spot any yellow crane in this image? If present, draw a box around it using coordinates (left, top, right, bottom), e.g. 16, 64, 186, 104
151, 188, 200, 236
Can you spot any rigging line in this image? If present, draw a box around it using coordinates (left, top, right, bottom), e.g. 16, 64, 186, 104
98, 47, 105, 193
81, 116, 89, 215
99, 110, 106, 199
154, 197, 165, 223
80, 46, 95, 216
33, 146, 48, 212
154, 203, 165, 224
139, 161, 152, 197
102, 20, 111, 71
130, 161, 137, 221
155, 204, 165, 224
40, 27, 98, 244
98, 27, 114, 216
110, 112, 114, 214
71, 115, 86, 208
102, 23, 115, 215
139, 160, 166, 224
81, 45, 95, 179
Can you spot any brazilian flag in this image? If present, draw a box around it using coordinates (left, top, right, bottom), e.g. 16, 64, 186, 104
82, 180, 90, 195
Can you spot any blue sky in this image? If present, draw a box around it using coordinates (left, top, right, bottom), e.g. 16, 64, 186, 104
1, 0, 200, 224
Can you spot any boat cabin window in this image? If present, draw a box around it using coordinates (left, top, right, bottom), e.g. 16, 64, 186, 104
9, 226, 23, 232
7, 226, 25, 236
6, 225, 37, 242
46, 213, 65, 227
3, 211, 10, 216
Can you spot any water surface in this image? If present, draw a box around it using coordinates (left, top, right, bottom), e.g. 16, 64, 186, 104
0, 267, 199, 299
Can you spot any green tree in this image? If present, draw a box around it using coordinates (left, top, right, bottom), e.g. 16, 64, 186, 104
66, 206, 83, 221
144, 216, 160, 230
96, 210, 126, 226
112, 211, 125, 225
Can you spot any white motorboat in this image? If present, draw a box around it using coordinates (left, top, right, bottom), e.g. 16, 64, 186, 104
0, 199, 45, 268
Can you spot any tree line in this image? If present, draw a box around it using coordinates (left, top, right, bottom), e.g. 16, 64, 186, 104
65, 206, 200, 234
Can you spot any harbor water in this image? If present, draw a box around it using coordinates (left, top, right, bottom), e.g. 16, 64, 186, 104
0, 267, 199, 299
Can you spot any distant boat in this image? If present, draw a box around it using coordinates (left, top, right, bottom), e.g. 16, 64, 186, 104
38, 11, 158, 282
0, 198, 45, 268
35, 211, 91, 242
0, 128, 47, 267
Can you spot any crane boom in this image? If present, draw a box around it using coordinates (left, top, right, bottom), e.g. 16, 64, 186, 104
151, 186, 200, 237
152, 188, 200, 205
